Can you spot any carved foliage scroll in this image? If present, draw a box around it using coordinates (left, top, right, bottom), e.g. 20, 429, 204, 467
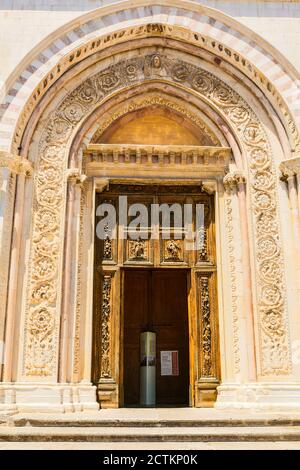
197, 273, 218, 380
100, 274, 112, 380
199, 276, 213, 378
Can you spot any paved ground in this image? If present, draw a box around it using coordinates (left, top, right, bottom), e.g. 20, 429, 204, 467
1, 441, 300, 450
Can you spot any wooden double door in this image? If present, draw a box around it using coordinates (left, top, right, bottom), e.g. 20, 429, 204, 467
123, 269, 190, 406
94, 186, 220, 408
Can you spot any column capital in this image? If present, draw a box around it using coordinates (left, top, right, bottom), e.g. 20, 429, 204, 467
223, 171, 246, 192
201, 180, 216, 195
280, 157, 300, 180
66, 168, 87, 186
94, 178, 110, 192
0, 151, 33, 177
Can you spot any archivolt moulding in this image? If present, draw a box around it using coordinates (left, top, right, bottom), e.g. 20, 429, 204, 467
0, 5, 299, 156
20, 52, 291, 381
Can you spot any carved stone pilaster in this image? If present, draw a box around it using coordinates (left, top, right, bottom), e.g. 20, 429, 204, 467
279, 157, 300, 283
280, 157, 300, 217
223, 176, 241, 375
200, 276, 213, 378
99, 274, 112, 380
195, 271, 219, 407
0, 168, 15, 374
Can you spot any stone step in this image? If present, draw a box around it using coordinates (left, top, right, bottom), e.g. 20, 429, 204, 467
9, 415, 300, 428
1, 426, 300, 442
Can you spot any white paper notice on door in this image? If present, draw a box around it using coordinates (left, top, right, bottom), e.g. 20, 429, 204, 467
160, 351, 179, 376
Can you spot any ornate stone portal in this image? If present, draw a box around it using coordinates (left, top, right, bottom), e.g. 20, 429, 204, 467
0, 44, 299, 412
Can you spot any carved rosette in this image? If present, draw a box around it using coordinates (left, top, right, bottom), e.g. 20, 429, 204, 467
100, 274, 112, 380
22, 52, 290, 377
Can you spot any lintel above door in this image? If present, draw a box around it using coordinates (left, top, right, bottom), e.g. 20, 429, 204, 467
84, 143, 231, 179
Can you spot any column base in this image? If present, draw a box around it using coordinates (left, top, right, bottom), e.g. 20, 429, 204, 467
194, 381, 218, 407
215, 382, 300, 410
97, 380, 119, 408
0, 383, 99, 413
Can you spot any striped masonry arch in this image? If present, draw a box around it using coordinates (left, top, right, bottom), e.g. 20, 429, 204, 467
0, 0, 299, 153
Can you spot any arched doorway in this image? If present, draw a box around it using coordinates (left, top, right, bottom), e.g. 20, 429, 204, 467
0, 11, 298, 411
91, 104, 224, 408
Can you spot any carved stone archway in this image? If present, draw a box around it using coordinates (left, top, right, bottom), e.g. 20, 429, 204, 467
1, 45, 296, 412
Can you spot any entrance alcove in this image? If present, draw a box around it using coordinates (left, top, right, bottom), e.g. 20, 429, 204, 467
89, 102, 227, 408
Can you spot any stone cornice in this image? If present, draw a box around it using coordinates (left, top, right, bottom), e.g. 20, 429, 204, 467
85, 144, 231, 173
0, 151, 33, 176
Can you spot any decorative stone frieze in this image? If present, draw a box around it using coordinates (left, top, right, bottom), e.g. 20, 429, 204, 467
85, 144, 231, 175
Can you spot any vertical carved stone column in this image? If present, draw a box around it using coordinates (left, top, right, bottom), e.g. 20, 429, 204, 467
74, 179, 94, 384
223, 171, 257, 382
280, 158, 300, 332
222, 173, 242, 381
280, 158, 300, 251
191, 180, 220, 407
0, 165, 14, 380
0, 153, 32, 382
93, 179, 119, 408
194, 270, 220, 407
59, 170, 87, 384
296, 171, 300, 221
96, 270, 119, 408
285, 172, 300, 241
